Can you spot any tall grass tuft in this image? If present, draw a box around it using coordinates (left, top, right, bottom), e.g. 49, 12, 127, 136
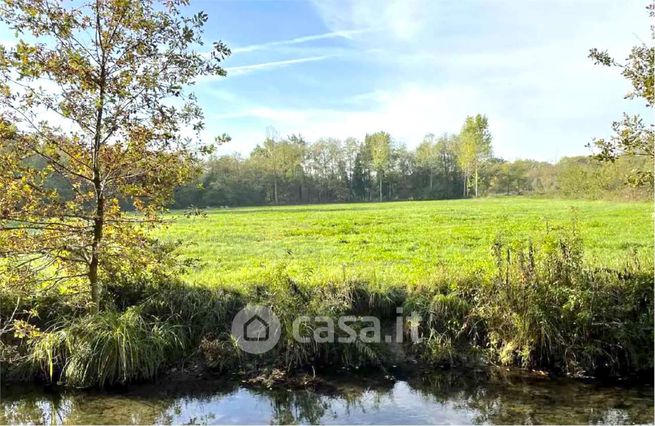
139, 281, 243, 343
27, 307, 185, 387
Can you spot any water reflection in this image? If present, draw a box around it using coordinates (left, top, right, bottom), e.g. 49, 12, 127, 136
1, 370, 652, 424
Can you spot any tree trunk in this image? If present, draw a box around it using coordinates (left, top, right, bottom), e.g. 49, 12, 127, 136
367, 171, 372, 201
89, 187, 104, 313
89, 29, 106, 314
429, 170, 433, 192
474, 167, 479, 197
348, 175, 353, 201
379, 174, 383, 202
273, 176, 278, 204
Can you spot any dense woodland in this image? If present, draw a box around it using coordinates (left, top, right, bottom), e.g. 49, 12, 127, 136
174, 120, 651, 208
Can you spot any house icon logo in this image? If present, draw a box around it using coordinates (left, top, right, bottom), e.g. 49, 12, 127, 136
231, 305, 281, 354
243, 314, 270, 341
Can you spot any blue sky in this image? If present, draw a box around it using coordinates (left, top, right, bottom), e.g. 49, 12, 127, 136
189, 0, 650, 161
2, 1, 651, 161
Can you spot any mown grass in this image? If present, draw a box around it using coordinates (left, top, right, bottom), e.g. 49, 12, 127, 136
159, 197, 653, 289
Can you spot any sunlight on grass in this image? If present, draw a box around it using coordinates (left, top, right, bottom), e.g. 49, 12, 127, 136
155, 198, 654, 289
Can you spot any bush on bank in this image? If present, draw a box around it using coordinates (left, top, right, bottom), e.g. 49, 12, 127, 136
0, 228, 652, 387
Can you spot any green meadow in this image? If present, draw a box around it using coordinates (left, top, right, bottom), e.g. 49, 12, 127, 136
5, 197, 653, 387
160, 197, 653, 289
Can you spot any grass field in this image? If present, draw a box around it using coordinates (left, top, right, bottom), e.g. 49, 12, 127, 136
7, 197, 652, 386
158, 197, 653, 289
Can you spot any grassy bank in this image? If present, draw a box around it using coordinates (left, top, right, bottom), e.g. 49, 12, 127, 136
1, 198, 652, 387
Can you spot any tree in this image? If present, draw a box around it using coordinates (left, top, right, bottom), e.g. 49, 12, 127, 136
487, 159, 531, 195
252, 137, 282, 204
588, 4, 654, 189
388, 143, 415, 200
416, 134, 440, 194
342, 137, 360, 199
457, 115, 492, 197
365, 131, 392, 201
434, 134, 462, 199
0, 0, 230, 312
286, 134, 307, 203
305, 137, 351, 202
351, 151, 369, 201
252, 134, 305, 204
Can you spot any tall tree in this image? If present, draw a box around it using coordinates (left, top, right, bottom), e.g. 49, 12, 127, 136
252, 138, 282, 204
252, 135, 305, 204
416, 133, 440, 194
435, 133, 462, 198
388, 143, 415, 200
351, 151, 369, 201
0, 0, 229, 312
588, 4, 654, 188
342, 137, 360, 199
365, 131, 391, 201
458, 115, 492, 197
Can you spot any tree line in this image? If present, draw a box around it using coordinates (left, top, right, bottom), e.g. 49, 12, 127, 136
174, 116, 651, 208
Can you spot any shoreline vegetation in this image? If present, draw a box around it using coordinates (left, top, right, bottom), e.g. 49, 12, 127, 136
1, 199, 652, 389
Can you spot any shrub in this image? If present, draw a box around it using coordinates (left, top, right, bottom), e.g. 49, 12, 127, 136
471, 228, 653, 376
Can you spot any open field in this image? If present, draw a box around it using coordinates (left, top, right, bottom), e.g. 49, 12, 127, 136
5, 197, 653, 387
159, 197, 654, 289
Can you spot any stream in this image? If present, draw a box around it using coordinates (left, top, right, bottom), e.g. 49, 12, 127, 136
1, 369, 652, 424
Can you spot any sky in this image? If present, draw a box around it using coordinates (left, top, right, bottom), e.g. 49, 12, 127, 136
186, 0, 650, 162
1, 1, 652, 162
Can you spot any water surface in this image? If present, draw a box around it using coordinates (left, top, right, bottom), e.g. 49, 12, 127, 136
1, 370, 652, 424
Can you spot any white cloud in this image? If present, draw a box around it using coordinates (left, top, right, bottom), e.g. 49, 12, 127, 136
231, 29, 371, 54
224, 55, 332, 76
213, 84, 495, 154
309, 0, 433, 42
